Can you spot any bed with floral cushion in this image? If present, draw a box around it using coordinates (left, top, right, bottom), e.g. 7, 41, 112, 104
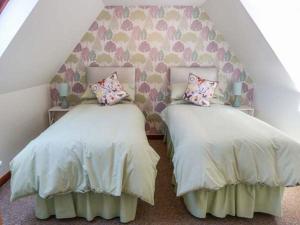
10, 67, 160, 223
161, 67, 300, 219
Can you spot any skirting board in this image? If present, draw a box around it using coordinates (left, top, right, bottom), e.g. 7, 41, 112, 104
0, 171, 10, 187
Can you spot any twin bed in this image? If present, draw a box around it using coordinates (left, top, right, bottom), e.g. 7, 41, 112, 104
10, 67, 160, 223
162, 67, 300, 218
9, 66, 300, 222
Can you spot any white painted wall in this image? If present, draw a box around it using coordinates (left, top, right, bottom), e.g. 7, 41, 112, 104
203, 0, 300, 141
0, 0, 39, 57
0, 0, 105, 176
0, 84, 50, 176
0, 0, 105, 94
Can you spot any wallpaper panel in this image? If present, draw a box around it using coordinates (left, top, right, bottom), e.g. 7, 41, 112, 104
50, 6, 254, 134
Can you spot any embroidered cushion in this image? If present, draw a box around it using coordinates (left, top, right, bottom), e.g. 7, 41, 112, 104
183, 73, 218, 106
91, 72, 129, 105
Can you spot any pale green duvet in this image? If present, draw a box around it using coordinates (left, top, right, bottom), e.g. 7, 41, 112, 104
10, 104, 159, 205
161, 104, 300, 196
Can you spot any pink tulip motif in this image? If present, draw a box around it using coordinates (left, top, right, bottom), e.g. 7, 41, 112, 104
217, 48, 225, 61
149, 88, 159, 101
207, 41, 218, 52
201, 26, 209, 41
58, 65, 66, 73
232, 68, 241, 81
167, 26, 176, 40
132, 26, 142, 40
81, 47, 90, 62
156, 20, 168, 31
155, 62, 168, 73
121, 19, 133, 31
139, 82, 151, 93
149, 6, 160, 18
74, 43, 82, 53
173, 41, 184, 52
191, 20, 202, 31
242, 82, 248, 93
139, 41, 151, 52
136, 68, 142, 81
183, 48, 193, 62
89, 21, 98, 31
155, 102, 166, 113
104, 41, 117, 52
222, 62, 234, 73
65, 68, 75, 82
150, 48, 160, 62
98, 25, 107, 40
183, 6, 193, 19
89, 62, 99, 67
115, 47, 125, 61
72, 83, 84, 94
123, 62, 133, 67
247, 88, 254, 102
191, 62, 200, 67
50, 88, 60, 102
114, 6, 124, 18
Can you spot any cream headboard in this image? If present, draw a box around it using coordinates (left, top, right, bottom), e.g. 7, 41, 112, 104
170, 67, 218, 84
87, 67, 136, 100
169, 67, 218, 101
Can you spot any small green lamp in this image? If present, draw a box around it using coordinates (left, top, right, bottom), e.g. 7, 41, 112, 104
233, 81, 242, 107
58, 83, 69, 109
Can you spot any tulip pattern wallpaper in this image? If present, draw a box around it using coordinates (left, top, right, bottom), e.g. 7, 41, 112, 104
50, 6, 254, 134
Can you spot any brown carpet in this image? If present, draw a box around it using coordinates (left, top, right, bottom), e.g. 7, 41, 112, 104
1, 140, 300, 225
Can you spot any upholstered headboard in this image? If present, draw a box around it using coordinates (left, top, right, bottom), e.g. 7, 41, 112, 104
169, 67, 219, 102
87, 67, 136, 100
170, 67, 218, 84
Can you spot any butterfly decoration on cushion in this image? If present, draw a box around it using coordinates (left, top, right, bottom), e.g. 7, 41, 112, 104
183, 73, 218, 106
91, 72, 129, 105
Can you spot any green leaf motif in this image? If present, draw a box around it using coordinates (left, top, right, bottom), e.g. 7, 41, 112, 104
51, 75, 63, 84
106, 29, 113, 40
200, 12, 209, 20
135, 94, 146, 103
147, 113, 162, 122
97, 10, 111, 21
67, 94, 80, 106
192, 7, 200, 18
147, 74, 163, 84
82, 32, 95, 42
124, 7, 130, 18
208, 30, 216, 40
66, 54, 79, 64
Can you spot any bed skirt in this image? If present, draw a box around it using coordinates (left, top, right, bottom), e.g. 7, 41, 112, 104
184, 184, 284, 218
164, 129, 284, 218
35, 192, 138, 223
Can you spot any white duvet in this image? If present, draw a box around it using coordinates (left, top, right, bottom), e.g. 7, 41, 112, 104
161, 104, 300, 196
10, 104, 159, 205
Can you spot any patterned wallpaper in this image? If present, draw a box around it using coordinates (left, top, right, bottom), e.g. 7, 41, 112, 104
50, 6, 254, 134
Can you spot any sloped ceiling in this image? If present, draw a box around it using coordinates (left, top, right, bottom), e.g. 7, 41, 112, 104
0, 0, 104, 94
203, 0, 300, 140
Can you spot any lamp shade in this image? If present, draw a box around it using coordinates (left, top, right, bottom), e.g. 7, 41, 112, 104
58, 83, 69, 97
233, 82, 242, 96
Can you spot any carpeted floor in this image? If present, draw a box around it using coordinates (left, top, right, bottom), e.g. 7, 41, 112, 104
1, 140, 300, 225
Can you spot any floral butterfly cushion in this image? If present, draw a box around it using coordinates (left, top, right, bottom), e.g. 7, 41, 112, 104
91, 72, 129, 105
183, 73, 218, 106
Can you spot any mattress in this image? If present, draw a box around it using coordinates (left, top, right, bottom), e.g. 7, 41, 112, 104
10, 103, 159, 205
161, 104, 300, 196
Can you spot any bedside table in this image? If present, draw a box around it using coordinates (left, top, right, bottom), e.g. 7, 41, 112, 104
235, 105, 255, 116
48, 106, 74, 125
